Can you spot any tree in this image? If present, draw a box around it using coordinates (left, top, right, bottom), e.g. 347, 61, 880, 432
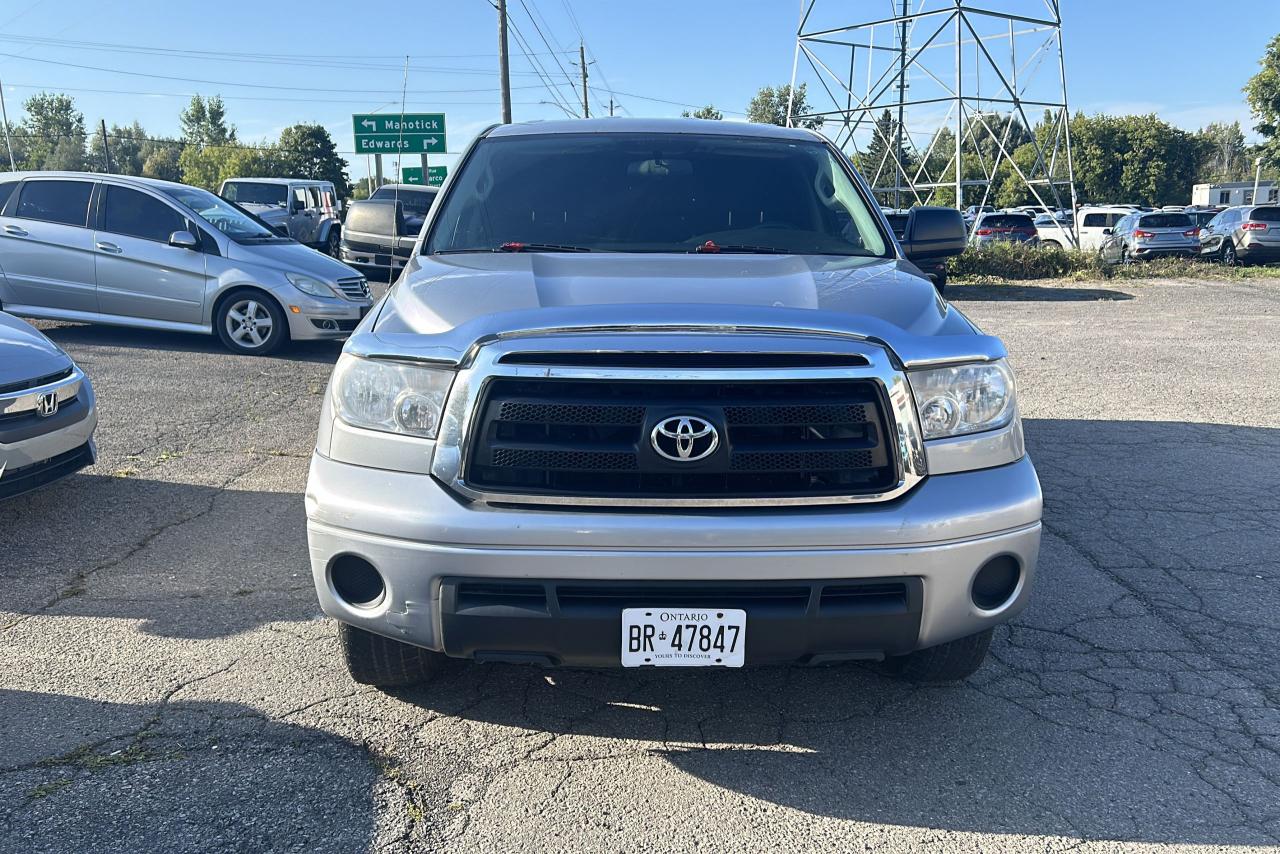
90, 121, 150, 174
141, 144, 183, 182
177, 142, 274, 190
858, 109, 916, 197
1194, 121, 1248, 183
1068, 113, 1200, 206
275, 124, 349, 196
180, 95, 236, 147
746, 83, 822, 129
1244, 34, 1280, 164
680, 105, 723, 121
16, 92, 86, 171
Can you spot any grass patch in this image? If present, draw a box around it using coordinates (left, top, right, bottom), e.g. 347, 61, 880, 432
947, 242, 1280, 283
29, 779, 72, 799
37, 743, 176, 771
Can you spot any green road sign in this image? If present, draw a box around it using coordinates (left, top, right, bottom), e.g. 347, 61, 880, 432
352, 113, 446, 153
401, 166, 448, 187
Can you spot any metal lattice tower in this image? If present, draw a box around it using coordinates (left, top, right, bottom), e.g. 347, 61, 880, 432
788, 0, 1077, 224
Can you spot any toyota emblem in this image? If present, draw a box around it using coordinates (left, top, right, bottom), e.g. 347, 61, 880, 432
650, 416, 719, 462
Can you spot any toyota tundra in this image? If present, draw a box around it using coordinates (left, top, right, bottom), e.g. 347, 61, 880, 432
306, 119, 1042, 687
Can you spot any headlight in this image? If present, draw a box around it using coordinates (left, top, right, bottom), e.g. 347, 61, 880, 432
331, 354, 453, 439
909, 359, 1016, 440
286, 272, 338, 299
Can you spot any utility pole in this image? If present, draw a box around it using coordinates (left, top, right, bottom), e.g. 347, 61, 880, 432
579, 42, 590, 118
100, 119, 113, 173
0, 78, 15, 171
1253, 156, 1264, 206
609, 98, 615, 117
497, 0, 512, 123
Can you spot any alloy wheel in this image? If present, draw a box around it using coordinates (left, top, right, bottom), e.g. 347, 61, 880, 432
225, 299, 274, 350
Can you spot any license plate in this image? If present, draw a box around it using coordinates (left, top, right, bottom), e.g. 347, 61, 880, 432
621, 608, 746, 667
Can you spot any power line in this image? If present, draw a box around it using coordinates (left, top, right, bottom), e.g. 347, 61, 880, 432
0, 81, 546, 106
504, 10, 578, 115
0, 52, 552, 95
516, 0, 580, 98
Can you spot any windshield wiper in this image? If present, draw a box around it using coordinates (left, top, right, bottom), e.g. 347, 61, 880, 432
691, 241, 792, 254
432, 242, 592, 255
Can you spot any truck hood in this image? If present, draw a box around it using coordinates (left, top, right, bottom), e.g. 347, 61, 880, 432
0, 311, 73, 387
361, 254, 1002, 367
239, 203, 288, 221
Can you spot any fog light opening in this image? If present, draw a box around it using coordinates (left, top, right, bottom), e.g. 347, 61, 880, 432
330, 554, 385, 609
971, 555, 1021, 611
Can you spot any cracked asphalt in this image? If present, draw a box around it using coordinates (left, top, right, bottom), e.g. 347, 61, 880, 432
2, 277, 1278, 853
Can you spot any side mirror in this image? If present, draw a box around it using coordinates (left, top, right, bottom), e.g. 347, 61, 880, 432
900, 206, 967, 261
1101, 228, 1113, 236
168, 230, 199, 250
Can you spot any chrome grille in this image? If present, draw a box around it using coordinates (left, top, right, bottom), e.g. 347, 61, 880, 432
335, 277, 369, 300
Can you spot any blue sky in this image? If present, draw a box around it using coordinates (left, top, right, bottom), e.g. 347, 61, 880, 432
0, 0, 1274, 181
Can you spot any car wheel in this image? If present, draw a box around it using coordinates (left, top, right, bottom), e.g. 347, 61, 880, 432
931, 271, 947, 293
877, 628, 993, 682
1041, 240, 1061, 249
326, 229, 341, 258
1119, 247, 1131, 265
215, 291, 288, 356
339, 623, 446, 687
1221, 240, 1237, 266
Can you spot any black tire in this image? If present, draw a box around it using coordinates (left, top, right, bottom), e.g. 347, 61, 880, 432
878, 628, 993, 682
931, 270, 947, 293
326, 228, 341, 258
214, 289, 288, 356
1119, 247, 1131, 265
1221, 240, 1237, 267
339, 623, 445, 687
1041, 240, 1061, 249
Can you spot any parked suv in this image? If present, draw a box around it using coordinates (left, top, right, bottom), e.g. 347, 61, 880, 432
0, 311, 97, 499
969, 212, 1037, 246
220, 178, 343, 257
0, 173, 371, 355
307, 119, 1041, 688
340, 186, 438, 278
1198, 205, 1280, 265
1099, 210, 1199, 263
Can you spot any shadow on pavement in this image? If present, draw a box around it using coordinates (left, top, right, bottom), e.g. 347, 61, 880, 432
949, 283, 1134, 301
0, 689, 379, 854
34, 322, 342, 364
3, 419, 1277, 847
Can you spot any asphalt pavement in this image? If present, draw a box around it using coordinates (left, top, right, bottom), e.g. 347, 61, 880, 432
1, 277, 1277, 853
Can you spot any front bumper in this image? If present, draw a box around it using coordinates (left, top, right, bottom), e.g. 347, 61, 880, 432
0, 379, 98, 499
285, 299, 372, 340
306, 452, 1043, 665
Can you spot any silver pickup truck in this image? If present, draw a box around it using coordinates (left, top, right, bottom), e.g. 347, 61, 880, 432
306, 119, 1042, 688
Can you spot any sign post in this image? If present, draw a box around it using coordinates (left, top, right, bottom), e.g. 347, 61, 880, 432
352, 113, 447, 155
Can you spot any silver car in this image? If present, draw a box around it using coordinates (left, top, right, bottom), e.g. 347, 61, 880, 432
1098, 210, 1199, 263
0, 173, 372, 355
307, 118, 1041, 689
1198, 205, 1280, 265
0, 311, 97, 499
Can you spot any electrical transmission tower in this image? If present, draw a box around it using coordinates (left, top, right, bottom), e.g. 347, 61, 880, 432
788, 0, 1077, 225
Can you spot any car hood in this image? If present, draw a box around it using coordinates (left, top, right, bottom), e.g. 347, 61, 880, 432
239, 203, 288, 221
0, 312, 73, 387
226, 240, 362, 282
361, 254, 1001, 367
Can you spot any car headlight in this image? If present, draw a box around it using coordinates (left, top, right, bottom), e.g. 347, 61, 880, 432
331, 354, 453, 439
286, 272, 338, 299
909, 359, 1016, 440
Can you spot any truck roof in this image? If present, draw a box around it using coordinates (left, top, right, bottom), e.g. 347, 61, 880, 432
484, 117, 821, 143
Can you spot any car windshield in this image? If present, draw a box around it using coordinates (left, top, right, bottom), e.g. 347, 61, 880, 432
371, 187, 436, 218
160, 185, 281, 241
1138, 213, 1191, 228
221, 182, 288, 207
425, 132, 888, 256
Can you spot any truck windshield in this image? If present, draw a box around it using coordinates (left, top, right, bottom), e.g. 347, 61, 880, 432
160, 185, 282, 242
371, 187, 436, 218
425, 132, 888, 256
221, 182, 288, 207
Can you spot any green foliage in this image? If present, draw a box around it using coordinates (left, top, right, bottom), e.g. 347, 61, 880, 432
747, 83, 822, 129
179, 95, 236, 147
1194, 121, 1249, 183
13, 92, 86, 171
681, 105, 723, 121
1069, 113, 1201, 206
275, 124, 349, 196
177, 142, 277, 191
141, 144, 183, 182
858, 109, 916, 199
947, 242, 1280, 283
1245, 34, 1280, 164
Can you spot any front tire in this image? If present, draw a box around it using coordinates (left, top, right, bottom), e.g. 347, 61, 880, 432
215, 290, 288, 356
931, 271, 947, 293
326, 229, 341, 258
339, 623, 445, 687
878, 629, 993, 682
1221, 240, 1238, 266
